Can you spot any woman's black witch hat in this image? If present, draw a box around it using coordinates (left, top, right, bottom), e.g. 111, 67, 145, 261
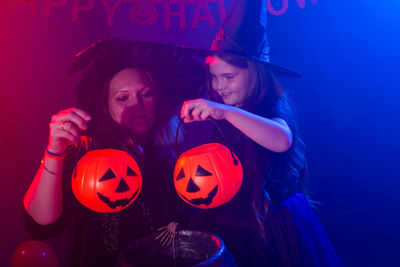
68, 38, 206, 115
182, 0, 301, 78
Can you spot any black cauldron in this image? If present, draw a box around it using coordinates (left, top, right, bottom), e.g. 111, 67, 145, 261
117, 230, 236, 267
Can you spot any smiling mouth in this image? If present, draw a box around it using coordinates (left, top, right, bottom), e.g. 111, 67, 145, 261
220, 92, 232, 97
179, 185, 218, 207
97, 188, 139, 209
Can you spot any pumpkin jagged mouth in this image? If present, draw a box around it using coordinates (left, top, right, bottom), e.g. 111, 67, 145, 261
97, 188, 140, 209
180, 186, 218, 206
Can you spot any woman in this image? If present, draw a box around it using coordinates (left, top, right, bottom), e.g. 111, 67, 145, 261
180, 0, 343, 266
23, 38, 204, 266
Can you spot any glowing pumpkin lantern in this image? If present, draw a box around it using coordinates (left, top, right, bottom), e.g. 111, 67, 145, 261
72, 149, 142, 213
174, 143, 243, 209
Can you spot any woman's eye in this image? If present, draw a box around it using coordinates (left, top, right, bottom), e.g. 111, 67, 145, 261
116, 95, 128, 102
141, 91, 153, 98
226, 75, 235, 80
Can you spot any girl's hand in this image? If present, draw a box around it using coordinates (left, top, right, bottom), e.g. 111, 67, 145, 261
180, 99, 228, 123
47, 108, 91, 154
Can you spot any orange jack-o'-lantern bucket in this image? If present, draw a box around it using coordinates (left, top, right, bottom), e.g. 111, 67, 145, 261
72, 149, 142, 213
173, 119, 243, 209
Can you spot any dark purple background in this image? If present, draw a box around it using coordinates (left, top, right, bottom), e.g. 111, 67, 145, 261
1, 0, 399, 266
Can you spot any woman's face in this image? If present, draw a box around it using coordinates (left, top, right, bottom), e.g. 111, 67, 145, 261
107, 68, 157, 139
208, 56, 251, 107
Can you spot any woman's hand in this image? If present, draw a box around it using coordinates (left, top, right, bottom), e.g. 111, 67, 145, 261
47, 108, 91, 154
180, 99, 228, 123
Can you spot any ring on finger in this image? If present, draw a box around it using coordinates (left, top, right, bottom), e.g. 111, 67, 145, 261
59, 122, 65, 131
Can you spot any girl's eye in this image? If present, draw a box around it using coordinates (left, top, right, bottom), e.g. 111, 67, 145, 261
226, 75, 235, 80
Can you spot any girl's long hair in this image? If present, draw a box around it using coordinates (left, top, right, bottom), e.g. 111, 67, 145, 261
206, 54, 309, 238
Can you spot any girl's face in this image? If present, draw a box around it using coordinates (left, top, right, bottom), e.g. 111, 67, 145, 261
208, 56, 251, 107
107, 68, 157, 139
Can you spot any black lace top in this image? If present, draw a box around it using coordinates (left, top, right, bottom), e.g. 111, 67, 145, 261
24, 141, 190, 267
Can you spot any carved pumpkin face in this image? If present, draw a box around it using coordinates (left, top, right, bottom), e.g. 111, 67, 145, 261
174, 143, 243, 209
72, 149, 142, 213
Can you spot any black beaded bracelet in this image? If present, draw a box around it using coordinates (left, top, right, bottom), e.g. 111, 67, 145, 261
45, 149, 66, 160
46, 149, 65, 156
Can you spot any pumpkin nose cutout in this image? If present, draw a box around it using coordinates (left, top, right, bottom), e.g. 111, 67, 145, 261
115, 178, 130, 193
187, 178, 201, 193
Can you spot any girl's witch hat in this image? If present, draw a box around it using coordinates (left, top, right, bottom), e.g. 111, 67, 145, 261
182, 0, 301, 77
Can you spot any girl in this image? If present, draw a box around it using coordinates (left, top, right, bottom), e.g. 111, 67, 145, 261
180, 52, 343, 267
180, 0, 343, 264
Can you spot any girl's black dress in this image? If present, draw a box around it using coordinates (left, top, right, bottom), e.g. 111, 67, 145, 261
189, 119, 344, 267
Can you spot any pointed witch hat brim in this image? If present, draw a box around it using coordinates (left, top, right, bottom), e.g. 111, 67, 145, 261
180, 0, 301, 78
69, 38, 206, 114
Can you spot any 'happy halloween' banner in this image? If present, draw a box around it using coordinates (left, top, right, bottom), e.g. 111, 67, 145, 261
4, 0, 318, 28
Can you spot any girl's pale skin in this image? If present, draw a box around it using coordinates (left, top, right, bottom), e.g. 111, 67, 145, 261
24, 68, 157, 225
181, 56, 292, 153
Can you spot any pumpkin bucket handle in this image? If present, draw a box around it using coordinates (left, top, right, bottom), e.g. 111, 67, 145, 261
175, 118, 239, 166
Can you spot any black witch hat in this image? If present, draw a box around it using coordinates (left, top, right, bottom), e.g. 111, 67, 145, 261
182, 0, 301, 77
68, 38, 206, 115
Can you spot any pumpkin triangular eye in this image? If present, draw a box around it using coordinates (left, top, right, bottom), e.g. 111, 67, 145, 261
187, 178, 201, 193
176, 168, 185, 180
195, 165, 212, 176
115, 178, 130, 193
127, 166, 137, 177
99, 168, 116, 181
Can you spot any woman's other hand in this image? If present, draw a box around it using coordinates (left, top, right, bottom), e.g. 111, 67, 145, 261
180, 99, 228, 123
47, 108, 91, 154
